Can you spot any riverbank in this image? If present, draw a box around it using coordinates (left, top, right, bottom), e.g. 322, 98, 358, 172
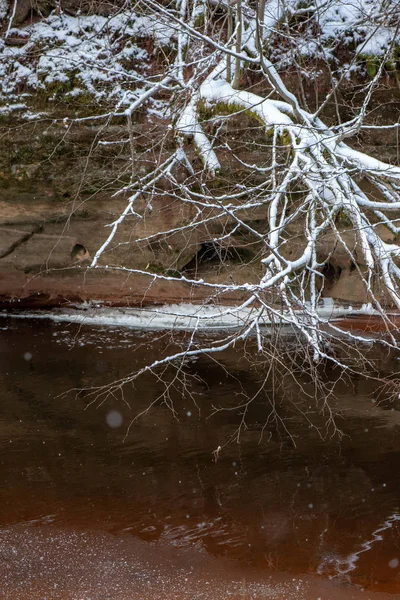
1, 524, 394, 600
0, 300, 395, 332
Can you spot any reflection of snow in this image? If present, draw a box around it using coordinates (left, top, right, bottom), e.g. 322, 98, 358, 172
318, 512, 400, 581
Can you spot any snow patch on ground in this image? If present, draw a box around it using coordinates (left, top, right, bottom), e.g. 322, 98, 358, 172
0, 0, 8, 21
0, 11, 175, 107
269, 0, 399, 77
1, 1, 397, 109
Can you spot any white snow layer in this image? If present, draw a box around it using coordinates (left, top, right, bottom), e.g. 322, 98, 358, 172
268, 0, 399, 76
0, 0, 8, 21
1, 1, 398, 106
0, 301, 382, 332
0, 11, 175, 104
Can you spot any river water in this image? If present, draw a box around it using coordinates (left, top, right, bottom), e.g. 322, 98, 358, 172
1, 317, 400, 599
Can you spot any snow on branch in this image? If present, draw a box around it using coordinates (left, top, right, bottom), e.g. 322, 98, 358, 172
4, 0, 400, 370
84, 2, 400, 356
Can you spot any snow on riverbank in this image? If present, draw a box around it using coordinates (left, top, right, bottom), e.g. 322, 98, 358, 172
0, 301, 383, 331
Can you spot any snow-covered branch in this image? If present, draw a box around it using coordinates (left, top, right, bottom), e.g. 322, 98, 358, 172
4, 0, 400, 380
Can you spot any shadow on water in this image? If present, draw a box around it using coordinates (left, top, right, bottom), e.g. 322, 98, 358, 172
1, 318, 400, 598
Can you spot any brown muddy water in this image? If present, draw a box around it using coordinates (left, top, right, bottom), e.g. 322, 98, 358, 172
1, 318, 400, 599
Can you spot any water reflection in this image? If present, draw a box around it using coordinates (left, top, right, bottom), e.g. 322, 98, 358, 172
1, 318, 400, 597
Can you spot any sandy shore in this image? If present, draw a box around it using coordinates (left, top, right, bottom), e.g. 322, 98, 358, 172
0, 523, 395, 600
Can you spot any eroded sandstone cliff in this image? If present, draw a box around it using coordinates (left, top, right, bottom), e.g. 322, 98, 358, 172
1, 1, 400, 308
